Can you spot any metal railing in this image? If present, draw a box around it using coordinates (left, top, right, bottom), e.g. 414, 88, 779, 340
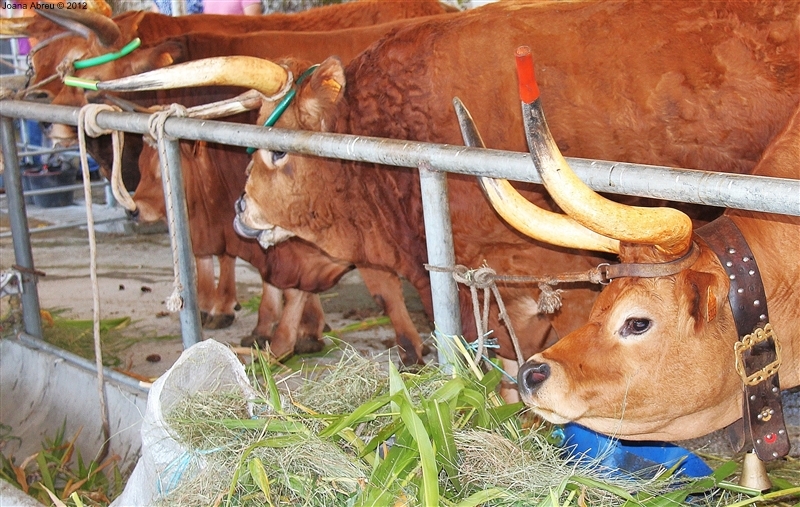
2, 99, 799, 364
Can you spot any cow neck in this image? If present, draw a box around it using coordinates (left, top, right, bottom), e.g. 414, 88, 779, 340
695, 216, 789, 461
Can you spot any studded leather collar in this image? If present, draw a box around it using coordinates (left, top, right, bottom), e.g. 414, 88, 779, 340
695, 216, 789, 461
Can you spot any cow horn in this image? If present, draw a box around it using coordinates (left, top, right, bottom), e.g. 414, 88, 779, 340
92, 56, 290, 98
0, 17, 35, 37
514, 46, 692, 256
454, 98, 619, 254
34, 8, 120, 46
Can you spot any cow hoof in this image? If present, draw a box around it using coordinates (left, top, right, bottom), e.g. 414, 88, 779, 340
294, 336, 326, 354
240, 332, 268, 349
200, 311, 210, 325
204, 313, 236, 330
421, 343, 432, 356
234, 302, 242, 311
323, 323, 332, 333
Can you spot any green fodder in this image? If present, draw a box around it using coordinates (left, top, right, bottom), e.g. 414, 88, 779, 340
156, 345, 800, 507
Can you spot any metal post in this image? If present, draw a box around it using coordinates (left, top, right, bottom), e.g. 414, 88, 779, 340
1, 115, 42, 338
160, 137, 202, 348
418, 162, 462, 370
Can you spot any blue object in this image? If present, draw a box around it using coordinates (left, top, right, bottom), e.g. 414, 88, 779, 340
557, 423, 713, 479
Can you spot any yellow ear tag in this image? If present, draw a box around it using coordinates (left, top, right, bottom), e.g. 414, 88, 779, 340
322, 78, 342, 94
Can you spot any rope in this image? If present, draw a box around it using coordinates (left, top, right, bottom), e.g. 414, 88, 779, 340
427, 262, 594, 366
76, 104, 115, 463
443, 264, 527, 366
78, 102, 137, 213
147, 104, 189, 313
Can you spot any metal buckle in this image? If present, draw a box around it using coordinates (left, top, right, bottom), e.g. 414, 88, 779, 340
734, 323, 782, 386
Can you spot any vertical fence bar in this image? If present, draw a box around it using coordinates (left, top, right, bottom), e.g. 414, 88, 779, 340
1, 115, 43, 338
418, 162, 462, 370
159, 137, 202, 348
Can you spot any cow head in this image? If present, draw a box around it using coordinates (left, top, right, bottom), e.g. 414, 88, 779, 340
236, 56, 348, 252
482, 47, 760, 441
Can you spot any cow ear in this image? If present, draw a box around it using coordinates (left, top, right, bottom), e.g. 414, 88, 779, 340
683, 270, 720, 332
128, 39, 186, 76
297, 56, 346, 131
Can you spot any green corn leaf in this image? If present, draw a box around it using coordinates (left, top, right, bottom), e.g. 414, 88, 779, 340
428, 377, 466, 404
319, 394, 391, 439
424, 398, 460, 490
452, 488, 510, 507
35, 452, 55, 495
248, 457, 274, 506
398, 396, 439, 507
458, 388, 489, 427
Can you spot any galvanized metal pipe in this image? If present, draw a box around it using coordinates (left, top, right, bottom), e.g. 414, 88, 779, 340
418, 162, 462, 370
1, 100, 797, 216
1, 115, 43, 339
160, 137, 203, 348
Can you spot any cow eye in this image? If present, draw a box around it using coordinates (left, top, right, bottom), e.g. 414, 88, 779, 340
619, 317, 651, 337
271, 151, 287, 163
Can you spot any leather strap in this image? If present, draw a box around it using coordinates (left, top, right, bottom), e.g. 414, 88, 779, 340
696, 217, 789, 461
599, 243, 700, 282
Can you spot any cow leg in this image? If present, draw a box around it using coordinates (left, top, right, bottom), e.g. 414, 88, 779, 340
268, 288, 309, 359
241, 282, 283, 348
195, 255, 215, 326
205, 254, 237, 330
359, 267, 427, 366
294, 294, 327, 354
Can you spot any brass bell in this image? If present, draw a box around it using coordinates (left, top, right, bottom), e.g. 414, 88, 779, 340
739, 451, 772, 491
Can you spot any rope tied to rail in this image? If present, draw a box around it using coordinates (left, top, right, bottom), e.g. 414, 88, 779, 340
148, 104, 189, 313
429, 263, 526, 367
76, 103, 137, 213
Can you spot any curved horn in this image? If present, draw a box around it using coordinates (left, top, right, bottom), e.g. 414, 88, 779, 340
454, 98, 619, 254
34, 8, 120, 46
514, 46, 692, 256
0, 17, 35, 37
86, 56, 289, 97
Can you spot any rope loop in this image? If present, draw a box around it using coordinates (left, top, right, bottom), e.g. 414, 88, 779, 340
77, 104, 137, 212
148, 104, 190, 314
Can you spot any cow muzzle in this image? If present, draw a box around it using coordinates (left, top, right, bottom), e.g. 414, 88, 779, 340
234, 195, 296, 249
517, 361, 550, 397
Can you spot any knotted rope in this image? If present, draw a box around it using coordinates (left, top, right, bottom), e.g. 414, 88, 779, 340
426, 262, 606, 366
76, 103, 121, 463
147, 104, 189, 313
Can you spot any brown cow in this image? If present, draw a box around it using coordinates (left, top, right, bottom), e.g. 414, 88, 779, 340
225, 0, 798, 365
6, 0, 457, 108
123, 17, 459, 356
5, 2, 456, 353
512, 81, 799, 445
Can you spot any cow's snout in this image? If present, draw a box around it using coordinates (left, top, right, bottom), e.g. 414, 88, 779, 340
518, 361, 550, 396
235, 194, 246, 214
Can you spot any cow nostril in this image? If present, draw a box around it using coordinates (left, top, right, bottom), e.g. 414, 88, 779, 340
235, 195, 246, 214
518, 361, 550, 395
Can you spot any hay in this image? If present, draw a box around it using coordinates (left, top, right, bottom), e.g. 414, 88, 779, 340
154, 344, 799, 507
